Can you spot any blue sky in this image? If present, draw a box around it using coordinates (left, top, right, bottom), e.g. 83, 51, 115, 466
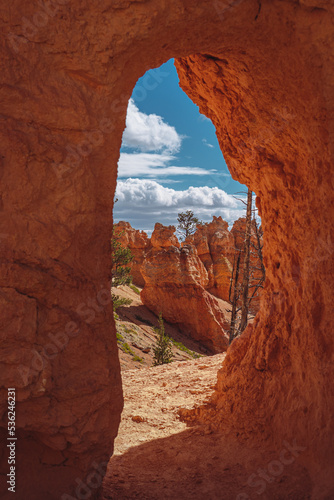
115, 59, 246, 234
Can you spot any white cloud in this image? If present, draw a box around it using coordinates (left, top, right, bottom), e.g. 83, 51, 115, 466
122, 99, 182, 153
202, 139, 214, 148
118, 152, 217, 178
114, 178, 244, 231
198, 114, 210, 122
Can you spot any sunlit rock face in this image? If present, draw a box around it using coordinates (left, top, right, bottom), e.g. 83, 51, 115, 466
114, 221, 151, 286
185, 216, 263, 312
150, 222, 180, 250
141, 224, 229, 353
175, 5, 334, 496
186, 216, 235, 302
1, 0, 333, 498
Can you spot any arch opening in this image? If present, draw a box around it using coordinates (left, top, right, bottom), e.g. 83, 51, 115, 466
1, 1, 333, 499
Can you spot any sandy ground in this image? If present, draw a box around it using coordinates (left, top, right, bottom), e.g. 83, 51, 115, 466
103, 354, 311, 500
113, 354, 225, 455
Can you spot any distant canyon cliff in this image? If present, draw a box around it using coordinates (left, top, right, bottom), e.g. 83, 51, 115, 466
114, 217, 263, 353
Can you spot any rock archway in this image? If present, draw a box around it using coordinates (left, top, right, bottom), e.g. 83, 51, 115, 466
0, 1, 333, 498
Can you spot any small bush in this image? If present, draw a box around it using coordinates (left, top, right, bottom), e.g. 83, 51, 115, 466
121, 342, 134, 355
171, 339, 202, 359
132, 355, 143, 363
112, 294, 132, 312
123, 326, 138, 335
153, 314, 173, 366
130, 284, 140, 295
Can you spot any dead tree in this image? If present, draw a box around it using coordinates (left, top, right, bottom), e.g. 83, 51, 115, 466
228, 189, 265, 342
228, 249, 241, 344
238, 188, 253, 335
248, 219, 265, 309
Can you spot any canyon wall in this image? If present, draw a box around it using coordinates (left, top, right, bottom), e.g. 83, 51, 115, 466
0, 0, 333, 498
141, 223, 230, 353
114, 221, 151, 287
185, 216, 235, 301
119, 217, 263, 338
175, 5, 334, 496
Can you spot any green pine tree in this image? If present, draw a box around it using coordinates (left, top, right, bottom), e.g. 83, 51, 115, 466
153, 314, 174, 366
111, 227, 133, 311
177, 210, 202, 240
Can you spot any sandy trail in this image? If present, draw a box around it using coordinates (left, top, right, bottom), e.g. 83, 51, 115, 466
113, 354, 225, 455
103, 355, 311, 500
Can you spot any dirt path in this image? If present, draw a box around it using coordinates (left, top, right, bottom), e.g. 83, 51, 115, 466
103, 355, 311, 500
113, 354, 225, 455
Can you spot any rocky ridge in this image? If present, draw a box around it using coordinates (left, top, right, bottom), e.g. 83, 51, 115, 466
115, 217, 262, 353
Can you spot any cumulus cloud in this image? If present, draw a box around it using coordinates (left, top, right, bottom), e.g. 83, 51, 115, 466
122, 99, 182, 153
114, 178, 245, 231
202, 139, 214, 148
118, 152, 217, 178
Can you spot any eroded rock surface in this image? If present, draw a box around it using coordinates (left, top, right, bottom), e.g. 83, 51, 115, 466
141, 225, 229, 353
1, 0, 333, 498
114, 221, 151, 286
186, 216, 235, 301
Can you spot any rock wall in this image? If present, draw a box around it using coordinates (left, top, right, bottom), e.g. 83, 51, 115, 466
229, 217, 264, 314
175, 4, 334, 496
140, 217, 263, 334
114, 221, 151, 287
0, 0, 333, 498
186, 216, 235, 302
141, 224, 229, 353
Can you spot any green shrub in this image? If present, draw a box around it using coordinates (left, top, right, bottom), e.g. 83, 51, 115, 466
132, 355, 143, 363
130, 284, 140, 295
111, 228, 133, 288
121, 342, 134, 356
123, 326, 138, 335
112, 295, 132, 312
170, 339, 201, 359
153, 314, 174, 366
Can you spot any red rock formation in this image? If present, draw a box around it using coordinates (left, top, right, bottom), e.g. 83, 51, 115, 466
230, 217, 264, 314
114, 221, 150, 286
186, 216, 235, 301
141, 225, 229, 353
150, 222, 180, 249
1, 1, 333, 498
175, 9, 334, 496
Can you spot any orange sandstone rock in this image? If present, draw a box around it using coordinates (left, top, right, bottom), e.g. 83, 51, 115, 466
186, 216, 235, 301
114, 221, 150, 286
141, 225, 229, 353
0, 1, 333, 498
150, 222, 180, 249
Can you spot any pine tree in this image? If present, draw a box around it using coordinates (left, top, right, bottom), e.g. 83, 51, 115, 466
111, 227, 133, 311
153, 314, 174, 366
177, 210, 201, 240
